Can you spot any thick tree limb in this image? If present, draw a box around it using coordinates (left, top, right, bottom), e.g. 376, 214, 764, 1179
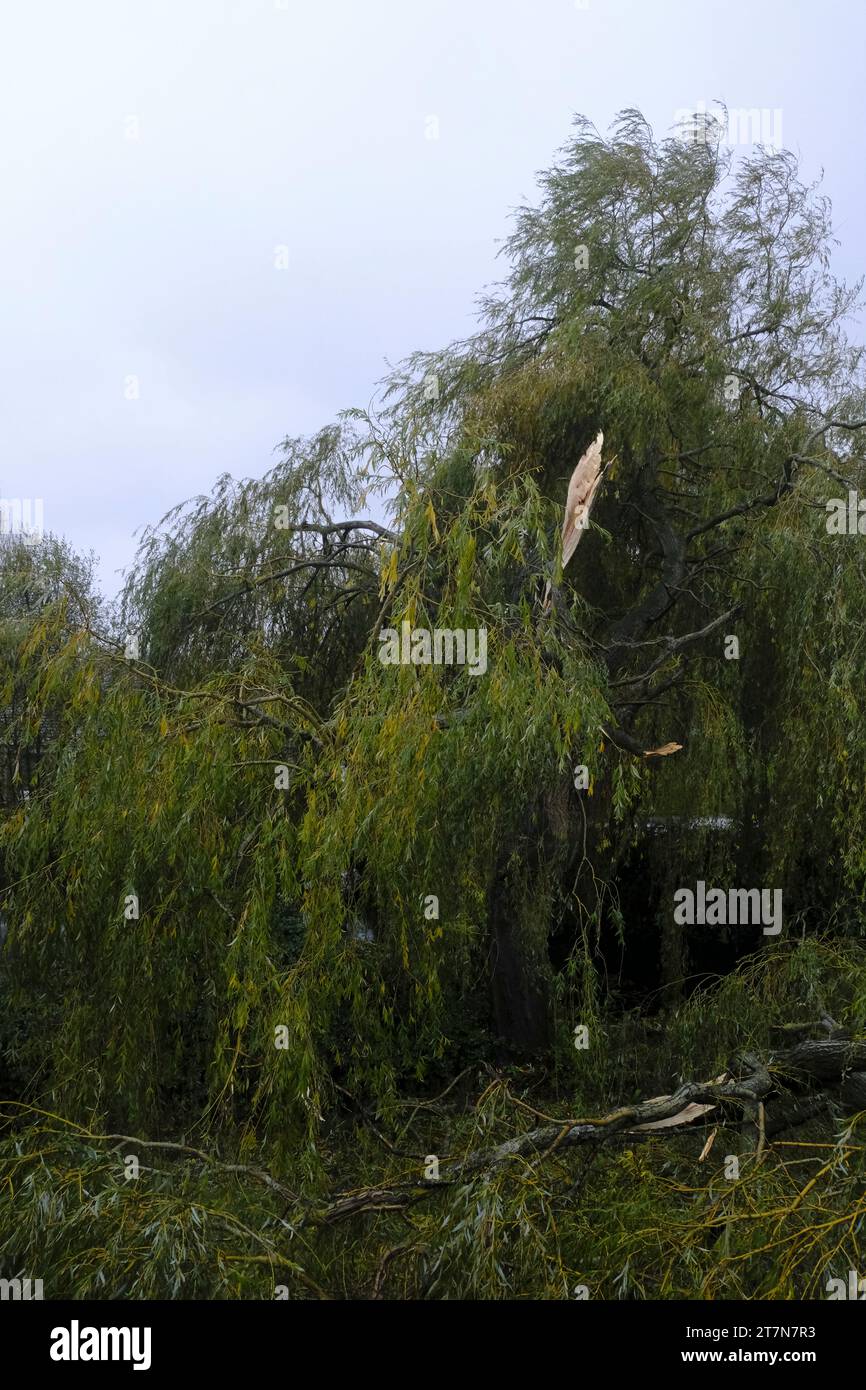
11, 1035, 861, 1235
276, 519, 398, 542
302, 1035, 866, 1225
604, 487, 687, 678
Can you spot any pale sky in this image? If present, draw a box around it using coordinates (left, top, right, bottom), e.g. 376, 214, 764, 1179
2, 0, 863, 594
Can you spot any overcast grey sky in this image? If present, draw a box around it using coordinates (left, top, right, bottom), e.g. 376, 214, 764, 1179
2, 0, 863, 594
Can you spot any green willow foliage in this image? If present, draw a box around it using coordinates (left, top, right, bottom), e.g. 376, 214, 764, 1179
3, 940, 866, 1299
1, 466, 612, 1151
2, 110, 866, 1208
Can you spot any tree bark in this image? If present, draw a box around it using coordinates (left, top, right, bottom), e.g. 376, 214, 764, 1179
490, 909, 551, 1056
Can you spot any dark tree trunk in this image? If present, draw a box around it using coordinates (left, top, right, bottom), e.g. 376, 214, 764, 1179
489, 855, 552, 1057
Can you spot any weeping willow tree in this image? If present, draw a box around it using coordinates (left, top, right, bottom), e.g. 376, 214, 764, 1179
2, 109, 866, 1299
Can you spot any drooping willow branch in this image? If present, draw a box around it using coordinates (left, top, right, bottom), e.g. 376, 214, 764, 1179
6, 1032, 861, 1231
